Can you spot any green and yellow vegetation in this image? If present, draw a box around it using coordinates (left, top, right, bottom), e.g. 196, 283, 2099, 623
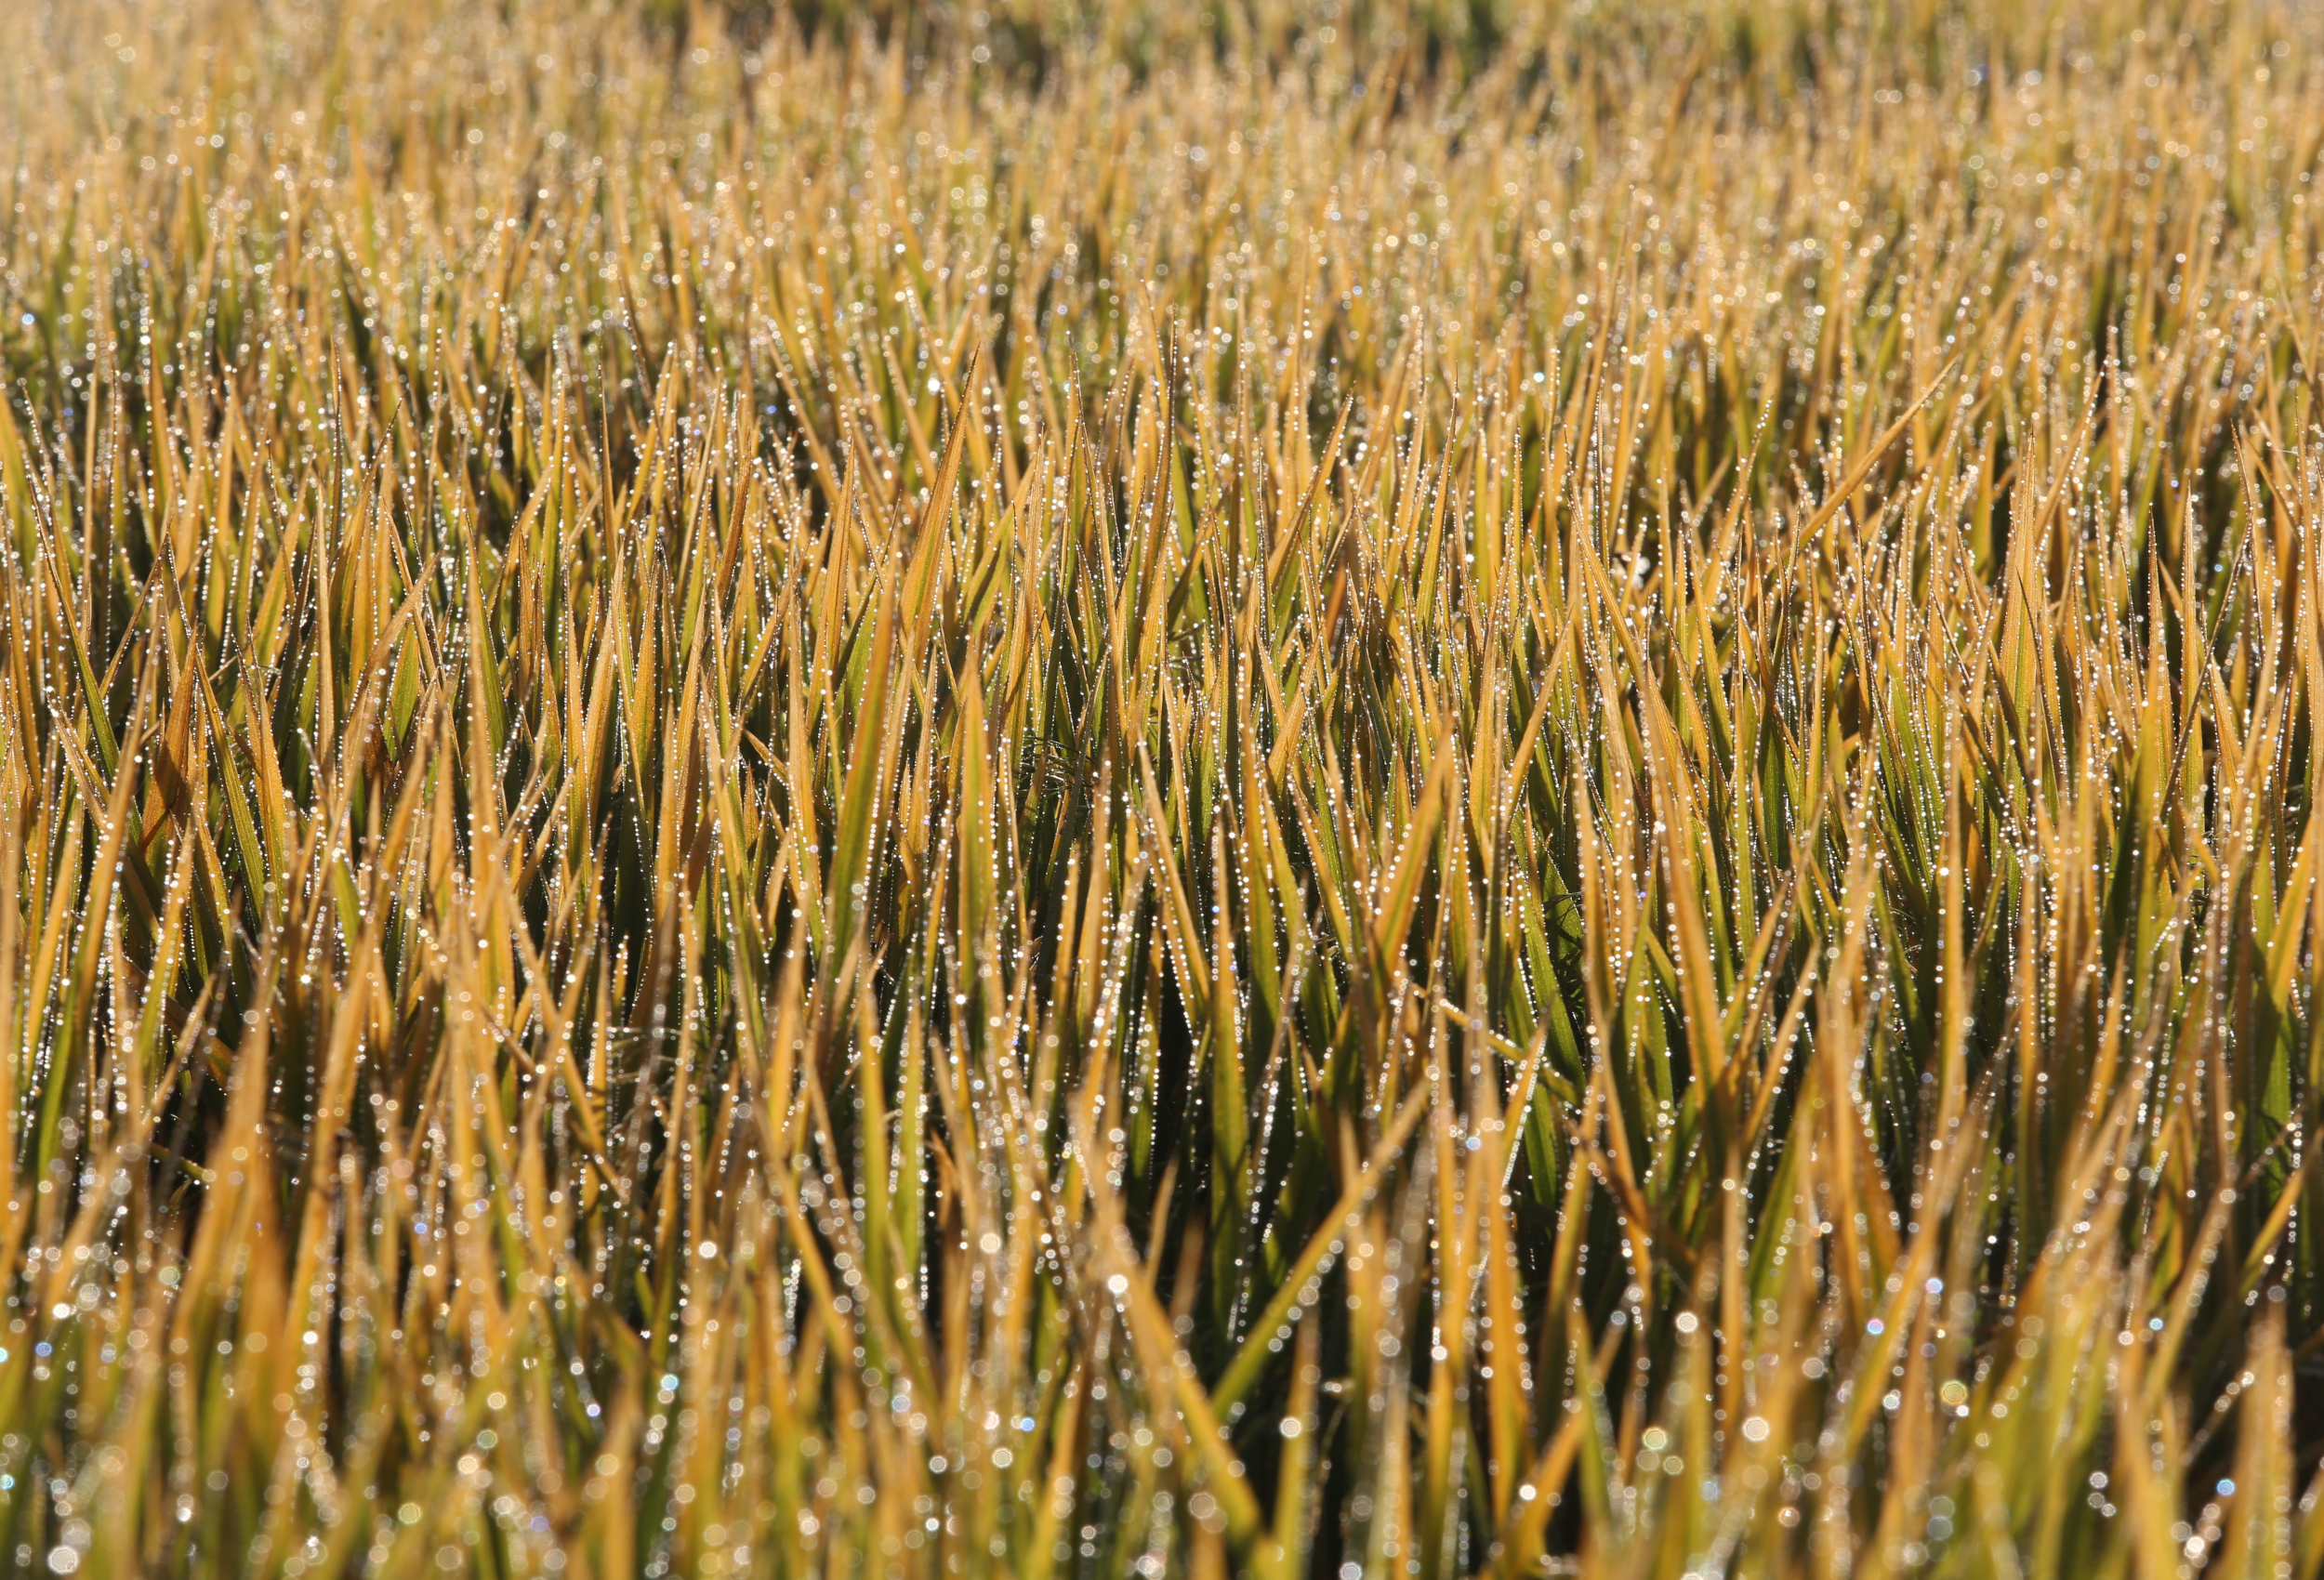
2, 0, 2322, 1574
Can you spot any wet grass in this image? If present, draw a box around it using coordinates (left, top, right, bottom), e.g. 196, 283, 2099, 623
2, 0, 2322, 1575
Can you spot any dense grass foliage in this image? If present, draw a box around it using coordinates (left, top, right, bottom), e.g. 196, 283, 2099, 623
3, 0, 2322, 1574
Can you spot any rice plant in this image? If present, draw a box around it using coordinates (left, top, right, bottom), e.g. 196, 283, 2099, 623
2, 0, 2321, 1574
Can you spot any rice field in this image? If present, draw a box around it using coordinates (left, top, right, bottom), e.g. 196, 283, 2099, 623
2, 0, 2321, 1574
